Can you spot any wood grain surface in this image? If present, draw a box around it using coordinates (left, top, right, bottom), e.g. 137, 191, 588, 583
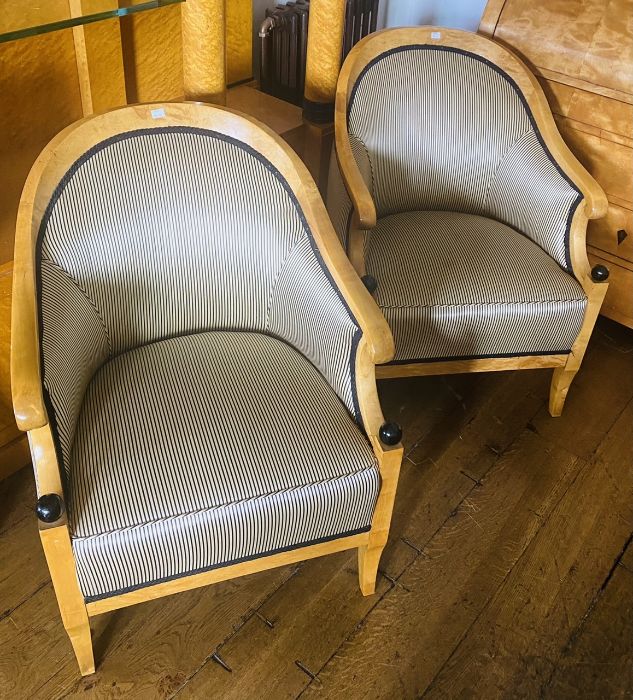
1, 317, 631, 697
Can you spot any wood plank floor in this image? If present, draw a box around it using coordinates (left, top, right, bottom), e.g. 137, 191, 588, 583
1, 317, 632, 700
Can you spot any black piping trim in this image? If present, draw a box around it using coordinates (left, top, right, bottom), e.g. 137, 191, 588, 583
83, 525, 371, 602
35, 125, 365, 469
386, 349, 571, 366
347, 44, 583, 272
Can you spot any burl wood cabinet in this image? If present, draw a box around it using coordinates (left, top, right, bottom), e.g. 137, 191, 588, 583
480, 0, 633, 328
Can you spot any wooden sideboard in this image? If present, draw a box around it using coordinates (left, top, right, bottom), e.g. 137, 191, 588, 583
480, 0, 633, 328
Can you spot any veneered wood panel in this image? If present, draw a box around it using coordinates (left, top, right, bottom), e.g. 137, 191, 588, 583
493, 0, 633, 95
69, 1, 127, 114
556, 116, 633, 204
226, 0, 253, 85
587, 201, 633, 262
579, 0, 633, 96
540, 78, 633, 137
120, 4, 183, 103
0, 30, 84, 266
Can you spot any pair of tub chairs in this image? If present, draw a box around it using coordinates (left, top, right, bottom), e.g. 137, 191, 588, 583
12, 28, 607, 675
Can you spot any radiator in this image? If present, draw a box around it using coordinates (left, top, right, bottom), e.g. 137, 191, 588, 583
259, 0, 379, 107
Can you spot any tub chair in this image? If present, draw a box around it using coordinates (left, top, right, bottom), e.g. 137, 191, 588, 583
329, 27, 609, 416
11, 102, 403, 675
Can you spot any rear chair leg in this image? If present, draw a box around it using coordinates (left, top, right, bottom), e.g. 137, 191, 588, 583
549, 366, 579, 417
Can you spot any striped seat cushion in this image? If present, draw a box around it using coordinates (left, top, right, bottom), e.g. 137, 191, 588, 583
68, 331, 379, 601
366, 211, 587, 363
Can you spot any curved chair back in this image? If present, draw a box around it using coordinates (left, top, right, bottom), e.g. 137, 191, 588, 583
14, 103, 380, 479
39, 116, 314, 352
337, 28, 593, 272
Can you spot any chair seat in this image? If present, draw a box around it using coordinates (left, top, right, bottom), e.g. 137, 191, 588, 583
365, 211, 587, 363
68, 332, 379, 601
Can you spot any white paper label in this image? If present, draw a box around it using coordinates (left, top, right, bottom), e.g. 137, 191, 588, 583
151, 108, 166, 119
431, 31, 441, 40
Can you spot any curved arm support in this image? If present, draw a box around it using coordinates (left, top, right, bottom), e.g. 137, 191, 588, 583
12, 218, 47, 432
334, 115, 377, 230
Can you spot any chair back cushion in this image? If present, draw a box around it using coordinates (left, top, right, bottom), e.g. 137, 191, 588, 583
40, 128, 307, 352
347, 45, 581, 269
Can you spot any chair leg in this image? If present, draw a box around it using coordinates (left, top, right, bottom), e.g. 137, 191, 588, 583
358, 543, 384, 596
66, 618, 95, 676
39, 524, 96, 675
549, 366, 579, 417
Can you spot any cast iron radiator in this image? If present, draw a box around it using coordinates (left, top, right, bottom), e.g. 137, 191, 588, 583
259, 0, 379, 107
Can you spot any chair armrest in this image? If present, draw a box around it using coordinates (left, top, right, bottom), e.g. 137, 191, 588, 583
12, 233, 48, 432
334, 100, 377, 230
310, 216, 394, 366
267, 176, 393, 428
530, 106, 608, 221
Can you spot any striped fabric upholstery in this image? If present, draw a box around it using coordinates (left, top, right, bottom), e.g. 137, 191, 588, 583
326, 146, 353, 248
38, 127, 363, 478
69, 332, 379, 600
347, 46, 581, 269
366, 212, 587, 362
36, 126, 377, 599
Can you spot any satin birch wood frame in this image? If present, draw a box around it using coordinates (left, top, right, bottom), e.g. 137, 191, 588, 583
334, 27, 609, 417
12, 102, 403, 676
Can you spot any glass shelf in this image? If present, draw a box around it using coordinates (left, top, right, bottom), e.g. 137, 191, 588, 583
0, 0, 184, 44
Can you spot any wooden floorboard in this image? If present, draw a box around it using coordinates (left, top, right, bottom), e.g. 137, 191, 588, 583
543, 541, 633, 699
301, 430, 583, 699
0, 320, 632, 699
423, 398, 633, 699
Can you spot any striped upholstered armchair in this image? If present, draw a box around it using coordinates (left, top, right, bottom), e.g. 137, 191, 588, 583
329, 28, 609, 416
11, 103, 402, 675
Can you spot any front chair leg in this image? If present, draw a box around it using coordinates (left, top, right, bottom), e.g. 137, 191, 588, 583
66, 619, 95, 676
358, 422, 404, 596
358, 543, 385, 595
549, 366, 579, 417
38, 518, 96, 676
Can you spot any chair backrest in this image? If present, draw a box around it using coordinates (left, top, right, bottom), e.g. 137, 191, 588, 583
40, 126, 307, 353
19, 103, 364, 475
342, 29, 582, 270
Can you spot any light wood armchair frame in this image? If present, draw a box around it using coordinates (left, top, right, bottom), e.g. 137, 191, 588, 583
11, 102, 403, 675
334, 27, 609, 417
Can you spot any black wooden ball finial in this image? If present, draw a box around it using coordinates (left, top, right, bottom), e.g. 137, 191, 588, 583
361, 274, 378, 294
591, 264, 609, 282
379, 421, 402, 446
36, 494, 63, 523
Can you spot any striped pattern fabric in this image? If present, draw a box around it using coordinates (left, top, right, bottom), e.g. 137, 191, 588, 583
366, 211, 587, 362
69, 332, 378, 600
326, 146, 353, 248
347, 45, 581, 269
35, 126, 377, 599
38, 127, 364, 481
